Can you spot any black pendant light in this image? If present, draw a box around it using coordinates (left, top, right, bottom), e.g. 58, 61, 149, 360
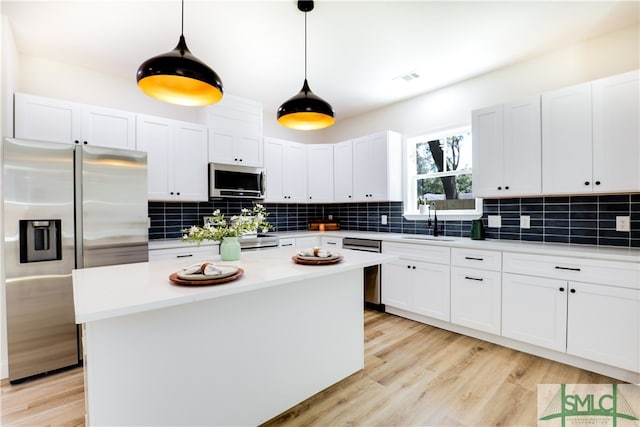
277, 0, 335, 130
136, 0, 223, 107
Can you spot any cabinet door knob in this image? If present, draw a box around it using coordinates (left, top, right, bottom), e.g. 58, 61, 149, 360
584, 181, 590, 186
497, 186, 502, 190
348, 195, 352, 198
170, 192, 174, 195
234, 158, 238, 161
74, 140, 80, 144
559, 287, 565, 292
595, 181, 601, 185
570, 289, 576, 294
412, 266, 416, 269
239, 159, 243, 162
176, 192, 180, 195
407, 265, 411, 269
505, 186, 509, 190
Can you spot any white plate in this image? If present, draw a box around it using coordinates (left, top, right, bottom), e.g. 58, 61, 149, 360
177, 265, 239, 281
296, 253, 341, 261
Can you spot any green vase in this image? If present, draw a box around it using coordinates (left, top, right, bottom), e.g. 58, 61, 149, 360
220, 236, 241, 261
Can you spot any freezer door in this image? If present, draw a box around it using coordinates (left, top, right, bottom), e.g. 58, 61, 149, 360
77, 145, 149, 268
5, 275, 78, 381
2, 138, 78, 382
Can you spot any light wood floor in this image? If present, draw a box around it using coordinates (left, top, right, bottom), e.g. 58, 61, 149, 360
1, 310, 621, 427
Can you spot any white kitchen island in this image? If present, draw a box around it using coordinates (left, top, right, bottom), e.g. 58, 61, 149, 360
73, 247, 396, 427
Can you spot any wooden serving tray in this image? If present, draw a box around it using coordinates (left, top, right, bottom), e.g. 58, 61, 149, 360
169, 268, 244, 286
291, 255, 344, 265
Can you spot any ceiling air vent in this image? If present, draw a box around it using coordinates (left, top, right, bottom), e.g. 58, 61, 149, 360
393, 71, 421, 82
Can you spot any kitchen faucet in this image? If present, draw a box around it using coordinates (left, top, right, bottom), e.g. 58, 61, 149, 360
429, 202, 439, 237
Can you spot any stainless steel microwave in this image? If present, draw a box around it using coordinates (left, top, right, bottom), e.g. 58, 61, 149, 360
208, 163, 265, 199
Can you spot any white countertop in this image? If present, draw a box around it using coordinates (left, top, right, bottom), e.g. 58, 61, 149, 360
150, 230, 640, 263
73, 247, 397, 324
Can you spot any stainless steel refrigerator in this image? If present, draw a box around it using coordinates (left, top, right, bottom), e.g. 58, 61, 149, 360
2, 137, 148, 383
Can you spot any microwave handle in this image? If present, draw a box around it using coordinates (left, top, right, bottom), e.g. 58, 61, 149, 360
261, 170, 266, 195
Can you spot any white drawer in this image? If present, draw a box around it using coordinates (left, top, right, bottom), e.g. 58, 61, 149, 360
451, 248, 502, 271
279, 238, 296, 248
503, 252, 640, 289
382, 241, 450, 265
321, 237, 343, 249
148, 245, 216, 262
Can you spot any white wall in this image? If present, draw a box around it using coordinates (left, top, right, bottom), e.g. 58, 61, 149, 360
320, 24, 640, 142
17, 55, 202, 125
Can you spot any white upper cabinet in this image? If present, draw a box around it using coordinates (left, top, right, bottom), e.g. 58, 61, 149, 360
263, 137, 307, 203
352, 131, 402, 202
333, 140, 354, 202
136, 114, 208, 202
15, 93, 135, 149
264, 137, 286, 202
542, 82, 594, 194
202, 95, 264, 167
15, 93, 80, 143
472, 105, 503, 197
542, 70, 639, 194
472, 96, 541, 198
306, 144, 334, 203
592, 70, 640, 193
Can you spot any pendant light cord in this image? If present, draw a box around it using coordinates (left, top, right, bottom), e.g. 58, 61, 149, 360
181, 0, 185, 37
304, 10, 308, 80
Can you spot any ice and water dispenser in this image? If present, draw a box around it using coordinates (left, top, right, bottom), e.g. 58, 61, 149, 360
19, 219, 62, 263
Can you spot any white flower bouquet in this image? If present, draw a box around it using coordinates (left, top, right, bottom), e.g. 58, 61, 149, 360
182, 204, 273, 244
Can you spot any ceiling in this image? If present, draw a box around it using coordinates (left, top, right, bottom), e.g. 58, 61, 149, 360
2, 1, 638, 120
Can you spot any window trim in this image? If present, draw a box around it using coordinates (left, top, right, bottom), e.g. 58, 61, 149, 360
403, 125, 483, 221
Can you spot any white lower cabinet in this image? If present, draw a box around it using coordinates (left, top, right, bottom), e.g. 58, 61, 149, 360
450, 248, 502, 335
450, 267, 501, 334
382, 242, 450, 321
502, 273, 567, 352
502, 252, 640, 373
567, 281, 639, 372
295, 236, 320, 249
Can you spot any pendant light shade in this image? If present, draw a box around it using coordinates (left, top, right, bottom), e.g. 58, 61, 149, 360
277, 79, 335, 130
277, 0, 334, 130
136, 1, 223, 107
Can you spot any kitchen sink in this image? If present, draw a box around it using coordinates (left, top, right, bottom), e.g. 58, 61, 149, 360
401, 236, 456, 242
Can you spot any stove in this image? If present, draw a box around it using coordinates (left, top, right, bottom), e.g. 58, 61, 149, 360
238, 233, 279, 251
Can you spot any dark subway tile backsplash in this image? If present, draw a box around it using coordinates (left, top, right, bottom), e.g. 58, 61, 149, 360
149, 194, 639, 248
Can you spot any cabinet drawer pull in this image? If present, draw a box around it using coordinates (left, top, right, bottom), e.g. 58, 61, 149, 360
176, 254, 193, 258
464, 256, 484, 261
464, 276, 483, 282
326, 242, 337, 245
281, 243, 293, 247
554, 266, 581, 272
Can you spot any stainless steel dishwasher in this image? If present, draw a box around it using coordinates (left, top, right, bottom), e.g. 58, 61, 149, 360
342, 237, 384, 311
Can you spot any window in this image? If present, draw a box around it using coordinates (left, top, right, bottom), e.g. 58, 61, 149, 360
405, 126, 482, 220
